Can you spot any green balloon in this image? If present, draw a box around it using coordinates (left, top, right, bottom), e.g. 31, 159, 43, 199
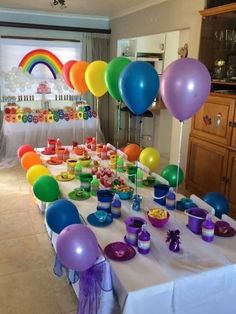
33, 175, 60, 202
104, 57, 131, 101
161, 164, 184, 187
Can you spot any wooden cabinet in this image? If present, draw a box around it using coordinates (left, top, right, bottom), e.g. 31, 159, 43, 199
191, 94, 235, 145
186, 136, 228, 195
231, 113, 236, 148
225, 151, 236, 218
186, 93, 236, 217
186, 94, 236, 218
186, 3, 236, 218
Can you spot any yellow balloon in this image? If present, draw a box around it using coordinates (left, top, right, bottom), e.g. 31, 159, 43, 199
139, 147, 160, 172
26, 164, 51, 186
85, 60, 108, 97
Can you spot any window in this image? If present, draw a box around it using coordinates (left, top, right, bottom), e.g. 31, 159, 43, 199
0, 38, 82, 96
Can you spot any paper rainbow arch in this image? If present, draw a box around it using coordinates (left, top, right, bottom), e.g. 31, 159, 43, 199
18, 49, 63, 79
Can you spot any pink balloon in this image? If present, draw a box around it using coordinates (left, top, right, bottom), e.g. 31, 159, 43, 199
62, 60, 77, 89
56, 224, 99, 272
160, 58, 211, 121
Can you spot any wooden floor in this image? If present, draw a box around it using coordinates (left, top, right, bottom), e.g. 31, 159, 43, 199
0, 165, 77, 314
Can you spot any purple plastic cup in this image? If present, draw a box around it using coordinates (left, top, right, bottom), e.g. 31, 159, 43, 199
125, 216, 146, 246
185, 207, 208, 234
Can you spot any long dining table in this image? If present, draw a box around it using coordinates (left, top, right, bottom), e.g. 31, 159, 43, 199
40, 148, 236, 314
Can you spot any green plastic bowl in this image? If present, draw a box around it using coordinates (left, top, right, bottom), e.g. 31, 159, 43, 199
78, 158, 92, 167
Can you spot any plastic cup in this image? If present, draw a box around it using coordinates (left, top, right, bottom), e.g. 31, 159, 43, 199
153, 184, 169, 205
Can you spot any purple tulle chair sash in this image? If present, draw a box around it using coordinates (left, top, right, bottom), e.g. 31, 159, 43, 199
53, 254, 113, 314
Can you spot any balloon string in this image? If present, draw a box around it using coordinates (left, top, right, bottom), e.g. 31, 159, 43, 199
116, 102, 121, 150
96, 97, 99, 145
82, 118, 85, 144
174, 120, 184, 228
128, 113, 131, 143
82, 93, 85, 144
115, 102, 121, 178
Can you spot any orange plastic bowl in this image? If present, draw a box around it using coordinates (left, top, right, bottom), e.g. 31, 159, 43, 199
74, 147, 85, 155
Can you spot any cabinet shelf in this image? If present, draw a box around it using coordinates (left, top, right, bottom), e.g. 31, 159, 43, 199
200, 3, 236, 16
212, 80, 236, 86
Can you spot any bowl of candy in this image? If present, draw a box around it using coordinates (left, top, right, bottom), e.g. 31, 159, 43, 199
113, 184, 134, 200
147, 208, 170, 228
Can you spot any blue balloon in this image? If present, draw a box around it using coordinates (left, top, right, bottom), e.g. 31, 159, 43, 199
202, 192, 229, 219
119, 61, 159, 115
46, 199, 81, 234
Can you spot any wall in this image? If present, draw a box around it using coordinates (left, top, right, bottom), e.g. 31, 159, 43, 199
0, 8, 110, 30
109, 0, 206, 172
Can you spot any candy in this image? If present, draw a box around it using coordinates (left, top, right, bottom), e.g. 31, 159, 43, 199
148, 208, 167, 220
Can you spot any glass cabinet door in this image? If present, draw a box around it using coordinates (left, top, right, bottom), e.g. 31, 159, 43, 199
199, 5, 236, 94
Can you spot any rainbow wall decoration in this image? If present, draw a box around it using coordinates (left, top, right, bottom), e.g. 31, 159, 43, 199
19, 49, 63, 79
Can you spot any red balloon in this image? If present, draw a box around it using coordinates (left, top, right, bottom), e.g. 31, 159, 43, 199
62, 60, 77, 89
123, 144, 141, 162
17, 144, 34, 159
70, 61, 89, 94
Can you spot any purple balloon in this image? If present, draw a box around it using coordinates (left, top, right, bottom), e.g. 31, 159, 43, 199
56, 224, 99, 272
160, 58, 211, 121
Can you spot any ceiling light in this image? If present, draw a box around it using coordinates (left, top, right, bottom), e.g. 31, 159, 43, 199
51, 0, 67, 9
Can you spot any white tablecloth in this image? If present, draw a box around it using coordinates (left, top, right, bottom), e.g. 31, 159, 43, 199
43, 152, 236, 314
0, 118, 104, 168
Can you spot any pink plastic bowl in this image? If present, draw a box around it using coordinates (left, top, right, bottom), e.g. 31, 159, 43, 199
147, 211, 170, 228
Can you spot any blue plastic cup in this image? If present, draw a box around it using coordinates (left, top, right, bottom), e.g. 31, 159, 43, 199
153, 184, 169, 205
97, 190, 114, 213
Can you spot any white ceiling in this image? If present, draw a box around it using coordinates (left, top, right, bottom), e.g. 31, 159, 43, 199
0, 0, 168, 19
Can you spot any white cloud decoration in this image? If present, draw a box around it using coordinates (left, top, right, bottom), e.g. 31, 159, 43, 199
2, 67, 73, 94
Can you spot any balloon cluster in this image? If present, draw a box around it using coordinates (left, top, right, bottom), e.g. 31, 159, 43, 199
3, 67, 33, 93
45, 198, 99, 273
2, 67, 70, 94
18, 144, 61, 202
18, 143, 99, 273
62, 57, 159, 116
122, 143, 184, 187
63, 56, 211, 120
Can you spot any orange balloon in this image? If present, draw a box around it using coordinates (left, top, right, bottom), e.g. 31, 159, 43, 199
123, 144, 141, 162
21, 151, 43, 171
62, 60, 77, 89
69, 61, 89, 94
